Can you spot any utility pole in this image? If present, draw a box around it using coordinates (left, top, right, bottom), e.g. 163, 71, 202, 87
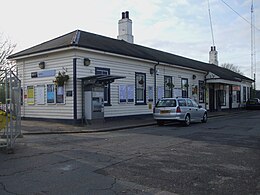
251, 0, 256, 96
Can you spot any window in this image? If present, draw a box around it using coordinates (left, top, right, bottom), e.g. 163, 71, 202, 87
56, 85, 65, 104
164, 76, 173, 98
135, 72, 146, 104
181, 78, 189, 98
187, 99, 193, 107
95, 67, 110, 106
119, 85, 134, 103
191, 100, 199, 108
232, 85, 241, 103
178, 99, 187, 107
219, 90, 226, 106
156, 99, 176, 107
199, 80, 205, 103
236, 91, 241, 103
247, 87, 250, 101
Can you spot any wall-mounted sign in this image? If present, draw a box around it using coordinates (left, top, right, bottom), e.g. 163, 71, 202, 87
66, 91, 73, 97
31, 72, 38, 78
232, 85, 241, 91
47, 84, 55, 104
38, 70, 56, 78
31, 70, 56, 78
27, 86, 35, 105
35, 85, 45, 105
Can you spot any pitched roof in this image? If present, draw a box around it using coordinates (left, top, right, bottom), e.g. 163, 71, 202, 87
9, 30, 253, 82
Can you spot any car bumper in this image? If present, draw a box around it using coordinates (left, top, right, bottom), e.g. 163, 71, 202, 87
153, 113, 186, 121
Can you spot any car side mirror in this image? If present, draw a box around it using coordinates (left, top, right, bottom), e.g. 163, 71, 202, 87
198, 105, 202, 109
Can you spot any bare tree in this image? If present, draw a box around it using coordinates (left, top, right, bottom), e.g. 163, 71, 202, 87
221, 63, 244, 75
0, 35, 16, 71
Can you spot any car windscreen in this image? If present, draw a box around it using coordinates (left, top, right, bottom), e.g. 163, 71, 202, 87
156, 99, 176, 107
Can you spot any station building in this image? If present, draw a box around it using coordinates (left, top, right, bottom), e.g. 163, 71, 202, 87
8, 11, 253, 123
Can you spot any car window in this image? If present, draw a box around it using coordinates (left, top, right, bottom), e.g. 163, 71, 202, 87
187, 99, 193, 107
178, 99, 187, 107
156, 99, 176, 107
191, 100, 199, 107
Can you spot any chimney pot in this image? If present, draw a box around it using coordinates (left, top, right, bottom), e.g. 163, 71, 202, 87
122, 12, 125, 19
125, 11, 129, 19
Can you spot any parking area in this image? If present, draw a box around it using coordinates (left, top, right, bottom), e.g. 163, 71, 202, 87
0, 110, 259, 194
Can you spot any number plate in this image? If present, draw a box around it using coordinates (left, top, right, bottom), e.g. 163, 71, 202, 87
160, 110, 170, 114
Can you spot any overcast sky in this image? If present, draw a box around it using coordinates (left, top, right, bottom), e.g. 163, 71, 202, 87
1, 0, 259, 89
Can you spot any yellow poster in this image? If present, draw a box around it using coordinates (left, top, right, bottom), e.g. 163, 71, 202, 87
27, 86, 35, 105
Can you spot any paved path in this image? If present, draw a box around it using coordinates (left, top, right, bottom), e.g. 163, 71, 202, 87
21, 110, 246, 134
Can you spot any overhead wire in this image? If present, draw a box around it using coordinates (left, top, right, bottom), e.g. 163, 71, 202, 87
220, 0, 260, 32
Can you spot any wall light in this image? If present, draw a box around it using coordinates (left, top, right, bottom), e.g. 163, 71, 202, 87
84, 58, 91, 66
150, 68, 154, 75
39, 61, 45, 69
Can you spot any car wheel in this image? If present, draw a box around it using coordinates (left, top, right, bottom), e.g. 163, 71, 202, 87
202, 113, 207, 123
183, 115, 190, 126
157, 120, 165, 126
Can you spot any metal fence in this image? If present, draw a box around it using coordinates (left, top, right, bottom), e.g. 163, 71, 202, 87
0, 69, 21, 152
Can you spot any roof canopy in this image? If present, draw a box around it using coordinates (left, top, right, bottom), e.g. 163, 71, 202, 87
79, 75, 125, 86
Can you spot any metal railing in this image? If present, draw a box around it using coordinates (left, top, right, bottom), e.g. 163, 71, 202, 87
0, 69, 21, 152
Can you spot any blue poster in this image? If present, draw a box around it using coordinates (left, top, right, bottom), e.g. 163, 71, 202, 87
47, 84, 55, 103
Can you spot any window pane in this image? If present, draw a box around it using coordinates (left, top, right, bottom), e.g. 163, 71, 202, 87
178, 99, 187, 106
199, 81, 205, 103
135, 73, 146, 103
187, 99, 193, 107
156, 99, 176, 107
164, 76, 172, 98
56, 86, 64, 104
181, 78, 188, 98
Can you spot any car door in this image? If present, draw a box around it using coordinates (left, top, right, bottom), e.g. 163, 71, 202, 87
186, 99, 196, 121
191, 100, 203, 120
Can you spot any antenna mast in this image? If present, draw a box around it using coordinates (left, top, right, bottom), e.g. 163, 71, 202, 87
251, 0, 256, 89
207, 0, 215, 46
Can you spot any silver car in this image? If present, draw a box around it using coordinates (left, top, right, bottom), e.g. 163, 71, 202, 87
153, 98, 207, 126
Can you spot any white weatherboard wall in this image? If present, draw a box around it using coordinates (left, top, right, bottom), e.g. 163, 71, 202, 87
76, 49, 206, 118
17, 48, 206, 120
17, 50, 75, 119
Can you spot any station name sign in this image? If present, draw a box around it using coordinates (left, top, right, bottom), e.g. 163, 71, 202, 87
31, 70, 56, 78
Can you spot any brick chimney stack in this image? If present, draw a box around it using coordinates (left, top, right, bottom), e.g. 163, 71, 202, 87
209, 46, 218, 65
117, 11, 134, 43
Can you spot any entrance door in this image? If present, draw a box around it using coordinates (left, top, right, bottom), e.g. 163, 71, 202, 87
209, 84, 215, 111
229, 85, 233, 109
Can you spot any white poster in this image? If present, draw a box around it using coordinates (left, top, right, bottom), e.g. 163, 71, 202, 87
148, 86, 153, 102
173, 88, 182, 98
127, 85, 134, 102
36, 85, 45, 105
157, 86, 164, 100
119, 85, 127, 103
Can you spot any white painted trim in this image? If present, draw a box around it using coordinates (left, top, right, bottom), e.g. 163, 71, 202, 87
10, 47, 77, 60
206, 79, 243, 85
